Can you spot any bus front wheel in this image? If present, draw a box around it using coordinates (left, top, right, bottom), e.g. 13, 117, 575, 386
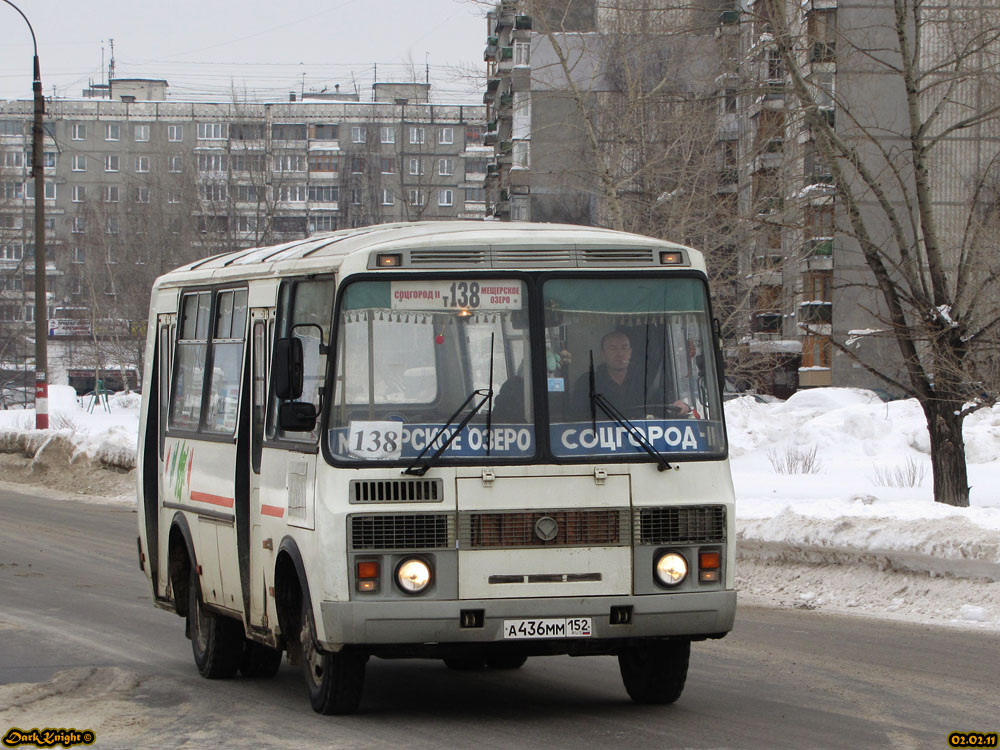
300, 600, 366, 715
618, 639, 690, 704
188, 569, 244, 679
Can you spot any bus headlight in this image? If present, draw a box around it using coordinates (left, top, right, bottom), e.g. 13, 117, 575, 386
654, 552, 688, 587
396, 558, 432, 594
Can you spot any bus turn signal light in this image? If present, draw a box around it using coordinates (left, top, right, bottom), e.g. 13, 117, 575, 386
699, 551, 720, 583
357, 561, 379, 592
659, 251, 684, 265
376, 253, 402, 267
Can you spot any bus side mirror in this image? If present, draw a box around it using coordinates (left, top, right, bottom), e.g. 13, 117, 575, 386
274, 337, 304, 400
278, 401, 317, 432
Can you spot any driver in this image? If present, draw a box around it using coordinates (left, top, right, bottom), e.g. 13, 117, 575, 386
572, 330, 691, 419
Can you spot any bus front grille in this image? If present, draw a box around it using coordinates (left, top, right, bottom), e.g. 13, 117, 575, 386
635, 505, 727, 545
459, 508, 629, 549
349, 513, 454, 551
349, 478, 442, 504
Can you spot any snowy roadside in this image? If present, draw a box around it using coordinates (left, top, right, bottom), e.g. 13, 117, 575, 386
1, 385, 998, 632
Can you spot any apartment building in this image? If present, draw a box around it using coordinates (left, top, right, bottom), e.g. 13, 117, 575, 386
0, 81, 486, 386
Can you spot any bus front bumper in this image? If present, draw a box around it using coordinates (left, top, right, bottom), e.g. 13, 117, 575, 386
319, 590, 736, 648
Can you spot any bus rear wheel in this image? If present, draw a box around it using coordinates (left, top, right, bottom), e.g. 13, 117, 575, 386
188, 569, 244, 679
618, 639, 690, 704
300, 600, 365, 715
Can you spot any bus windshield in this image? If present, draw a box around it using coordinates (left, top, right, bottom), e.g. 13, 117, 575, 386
328, 278, 534, 462
543, 276, 725, 459
326, 274, 725, 464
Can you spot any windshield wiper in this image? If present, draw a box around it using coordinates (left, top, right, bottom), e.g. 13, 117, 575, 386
588, 351, 672, 472
402, 388, 493, 476
404, 333, 496, 477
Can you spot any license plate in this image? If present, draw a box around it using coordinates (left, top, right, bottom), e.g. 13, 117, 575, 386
502, 617, 592, 639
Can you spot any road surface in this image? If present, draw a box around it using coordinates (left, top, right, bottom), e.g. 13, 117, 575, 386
1, 485, 996, 749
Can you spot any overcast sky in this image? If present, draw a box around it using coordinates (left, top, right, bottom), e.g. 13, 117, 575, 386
0, 0, 489, 103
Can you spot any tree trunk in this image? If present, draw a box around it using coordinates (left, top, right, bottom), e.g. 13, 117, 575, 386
922, 400, 970, 507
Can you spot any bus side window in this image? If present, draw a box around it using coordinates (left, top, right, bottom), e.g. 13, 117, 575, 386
267, 278, 335, 443
252, 319, 267, 471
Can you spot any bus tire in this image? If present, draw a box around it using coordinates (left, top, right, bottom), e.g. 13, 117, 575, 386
485, 654, 527, 670
618, 639, 690, 705
240, 641, 283, 678
300, 600, 365, 715
188, 569, 244, 679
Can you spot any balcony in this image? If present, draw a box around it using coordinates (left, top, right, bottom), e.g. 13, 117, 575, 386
811, 41, 836, 63
719, 9, 740, 24
803, 237, 833, 257
751, 312, 783, 334
499, 93, 514, 108
484, 45, 499, 62
799, 301, 832, 325
514, 14, 532, 30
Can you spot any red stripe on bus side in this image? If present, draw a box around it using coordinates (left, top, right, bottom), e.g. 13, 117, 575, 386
190, 491, 235, 508
261, 505, 285, 518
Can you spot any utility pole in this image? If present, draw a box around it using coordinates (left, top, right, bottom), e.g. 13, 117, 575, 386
3, 0, 48, 428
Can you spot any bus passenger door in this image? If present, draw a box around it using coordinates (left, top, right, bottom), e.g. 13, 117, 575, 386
256, 278, 335, 630
247, 308, 272, 629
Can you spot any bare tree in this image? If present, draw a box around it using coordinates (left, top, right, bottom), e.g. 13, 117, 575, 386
765, 0, 1000, 506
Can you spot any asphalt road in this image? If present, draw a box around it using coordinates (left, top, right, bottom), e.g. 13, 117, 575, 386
1, 485, 997, 749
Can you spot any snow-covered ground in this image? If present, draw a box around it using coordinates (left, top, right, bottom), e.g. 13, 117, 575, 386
2, 384, 998, 631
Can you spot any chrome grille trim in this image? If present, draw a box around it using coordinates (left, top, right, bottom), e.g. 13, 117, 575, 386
635, 505, 727, 545
349, 513, 454, 551
458, 508, 629, 549
492, 248, 574, 267
349, 478, 443, 504
390, 246, 671, 268
409, 248, 489, 266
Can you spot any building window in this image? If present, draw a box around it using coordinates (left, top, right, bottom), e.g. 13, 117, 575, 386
310, 123, 338, 140
808, 9, 837, 62
200, 183, 229, 202
515, 40, 530, 66
236, 184, 259, 202
381, 189, 394, 206
511, 197, 530, 221
72, 216, 85, 234
307, 185, 338, 203
72, 246, 85, 264
351, 126, 367, 144
167, 124, 183, 142
72, 155, 87, 172
272, 124, 307, 141
438, 127, 454, 145
236, 215, 258, 233
1, 244, 23, 260
273, 154, 305, 172
308, 153, 339, 172
105, 124, 120, 141
408, 189, 425, 206
197, 122, 227, 140
43, 152, 57, 168
466, 159, 487, 175
135, 155, 150, 173
381, 126, 395, 144
278, 184, 308, 202
134, 124, 150, 142
72, 185, 86, 202
169, 155, 183, 173
25, 181, 56, 200
512, 141, 530, 169
465, 187, 486, 202
438, 189, 454, 207
409, 127, 425, 145
71, 123, 86, 140
309, 215, 337, 232
1, 151, 22, 168
380, 158, 395, 174
168, 190, 181, 204
104, 154, 120, 172
273, 216, 307, 234
106, 216, 120, 235
351, 157, 365, 174
351, 189, 361, 205
198, 153, 227, 172
409, 158, 424, 176
438, 158, 454, 176
104, 185, 120, 203
136, 186, 150, 203
231, 154, 265, 172
801, 335, 832, 368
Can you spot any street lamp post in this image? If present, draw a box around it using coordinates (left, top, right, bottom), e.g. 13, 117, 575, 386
3, 0, 48, 429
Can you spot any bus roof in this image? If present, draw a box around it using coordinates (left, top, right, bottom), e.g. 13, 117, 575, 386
151, 221, 704, 289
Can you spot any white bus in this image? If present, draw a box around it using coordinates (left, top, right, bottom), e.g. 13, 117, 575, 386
136, 221, 736, 714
